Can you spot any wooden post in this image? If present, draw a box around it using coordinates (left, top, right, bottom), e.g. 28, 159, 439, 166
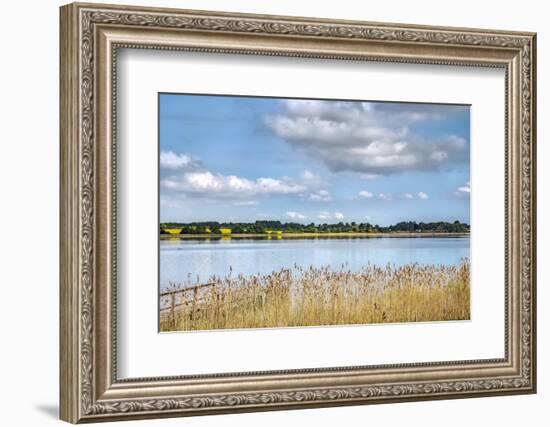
190, 286, 198, 323
215, 286, 220, 328
170, 292, 176, 329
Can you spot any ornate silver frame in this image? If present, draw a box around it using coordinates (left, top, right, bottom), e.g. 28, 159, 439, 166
60, 2, 536, 423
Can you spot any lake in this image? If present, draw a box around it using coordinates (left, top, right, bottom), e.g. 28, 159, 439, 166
159, 236, 470, 290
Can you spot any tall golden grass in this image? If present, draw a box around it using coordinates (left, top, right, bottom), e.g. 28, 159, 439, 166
160, 259, 470, 332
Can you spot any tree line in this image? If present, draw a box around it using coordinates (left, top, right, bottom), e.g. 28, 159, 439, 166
160, 220, 470, 234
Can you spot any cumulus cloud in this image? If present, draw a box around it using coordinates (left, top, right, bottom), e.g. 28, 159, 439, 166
160, 151, 339, 204
160, 150, 199, 170
161, 170, 306, 199
417, 192, 429, 200
377, 191, 429, 200
378, 193, 393, 201
360, 173, 381, 180
358, 190, 374, 198
318, 211, 345, 221
300, 170, 318, 181
286, 211, 306, 220
358, 190, 430, 201
265, 99, 469, 175
308, 189, 332, 202
454, 181, 470, 196
232, 200, 258, 206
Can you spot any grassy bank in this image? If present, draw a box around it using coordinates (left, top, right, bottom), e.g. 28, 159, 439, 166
160, 260, 470, 332
160, 232, 470, 240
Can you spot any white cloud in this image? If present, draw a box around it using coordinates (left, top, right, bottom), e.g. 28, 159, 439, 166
458, 182, 470, 193
160, 152, 335, 203
417, 191, 429, 200
300, 170, 318, 180
431, 151, 448, 161
308, 189, 332, 202
160, 150, 198, 170
358, 190, 374, 198
360, 173, 381, 180
232, 200, 258, 206
372, 191, 429, 200
256, 177, 305, 194
286, 211, 306, 220
161, 170, 306, 198
318, 211, 344, 221
454, 181, 470, 196
265, 100, 469, 175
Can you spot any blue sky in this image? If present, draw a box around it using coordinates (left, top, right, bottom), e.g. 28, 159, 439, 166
159, 93, 470, 226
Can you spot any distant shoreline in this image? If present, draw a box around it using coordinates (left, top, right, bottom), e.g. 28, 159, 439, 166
160, 232, 470, 240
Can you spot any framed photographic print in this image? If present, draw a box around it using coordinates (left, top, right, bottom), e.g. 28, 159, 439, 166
158, 94, 472, 332
60, 2, 537, 423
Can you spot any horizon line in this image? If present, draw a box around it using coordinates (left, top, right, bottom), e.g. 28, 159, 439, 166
160, 219, 470, 225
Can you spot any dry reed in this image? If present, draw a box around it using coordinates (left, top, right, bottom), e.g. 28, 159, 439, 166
160, 259, 470, 332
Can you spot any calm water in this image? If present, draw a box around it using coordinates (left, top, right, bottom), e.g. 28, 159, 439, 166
160, 236, 470, 290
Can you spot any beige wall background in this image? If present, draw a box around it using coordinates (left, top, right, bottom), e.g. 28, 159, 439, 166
0, 1, 545, 425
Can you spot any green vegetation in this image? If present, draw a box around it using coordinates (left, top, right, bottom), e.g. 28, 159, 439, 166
160, 260, 470, 331
160, 220, 470, 236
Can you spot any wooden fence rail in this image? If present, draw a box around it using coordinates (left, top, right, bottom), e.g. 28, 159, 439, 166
159, 270, 291, 320
159, 282, 217, 316
159, 281, 216, 297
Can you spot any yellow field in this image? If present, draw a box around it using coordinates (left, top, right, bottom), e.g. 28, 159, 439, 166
160, 260, 470, 332
163, 227, 183, 235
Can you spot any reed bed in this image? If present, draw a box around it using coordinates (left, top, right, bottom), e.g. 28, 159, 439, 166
160, 259, 470, 332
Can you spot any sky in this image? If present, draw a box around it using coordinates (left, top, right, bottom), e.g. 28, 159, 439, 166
159, 93, 470, 226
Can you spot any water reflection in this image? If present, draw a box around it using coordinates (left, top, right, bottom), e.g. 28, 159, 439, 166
160, 236, 470, 290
